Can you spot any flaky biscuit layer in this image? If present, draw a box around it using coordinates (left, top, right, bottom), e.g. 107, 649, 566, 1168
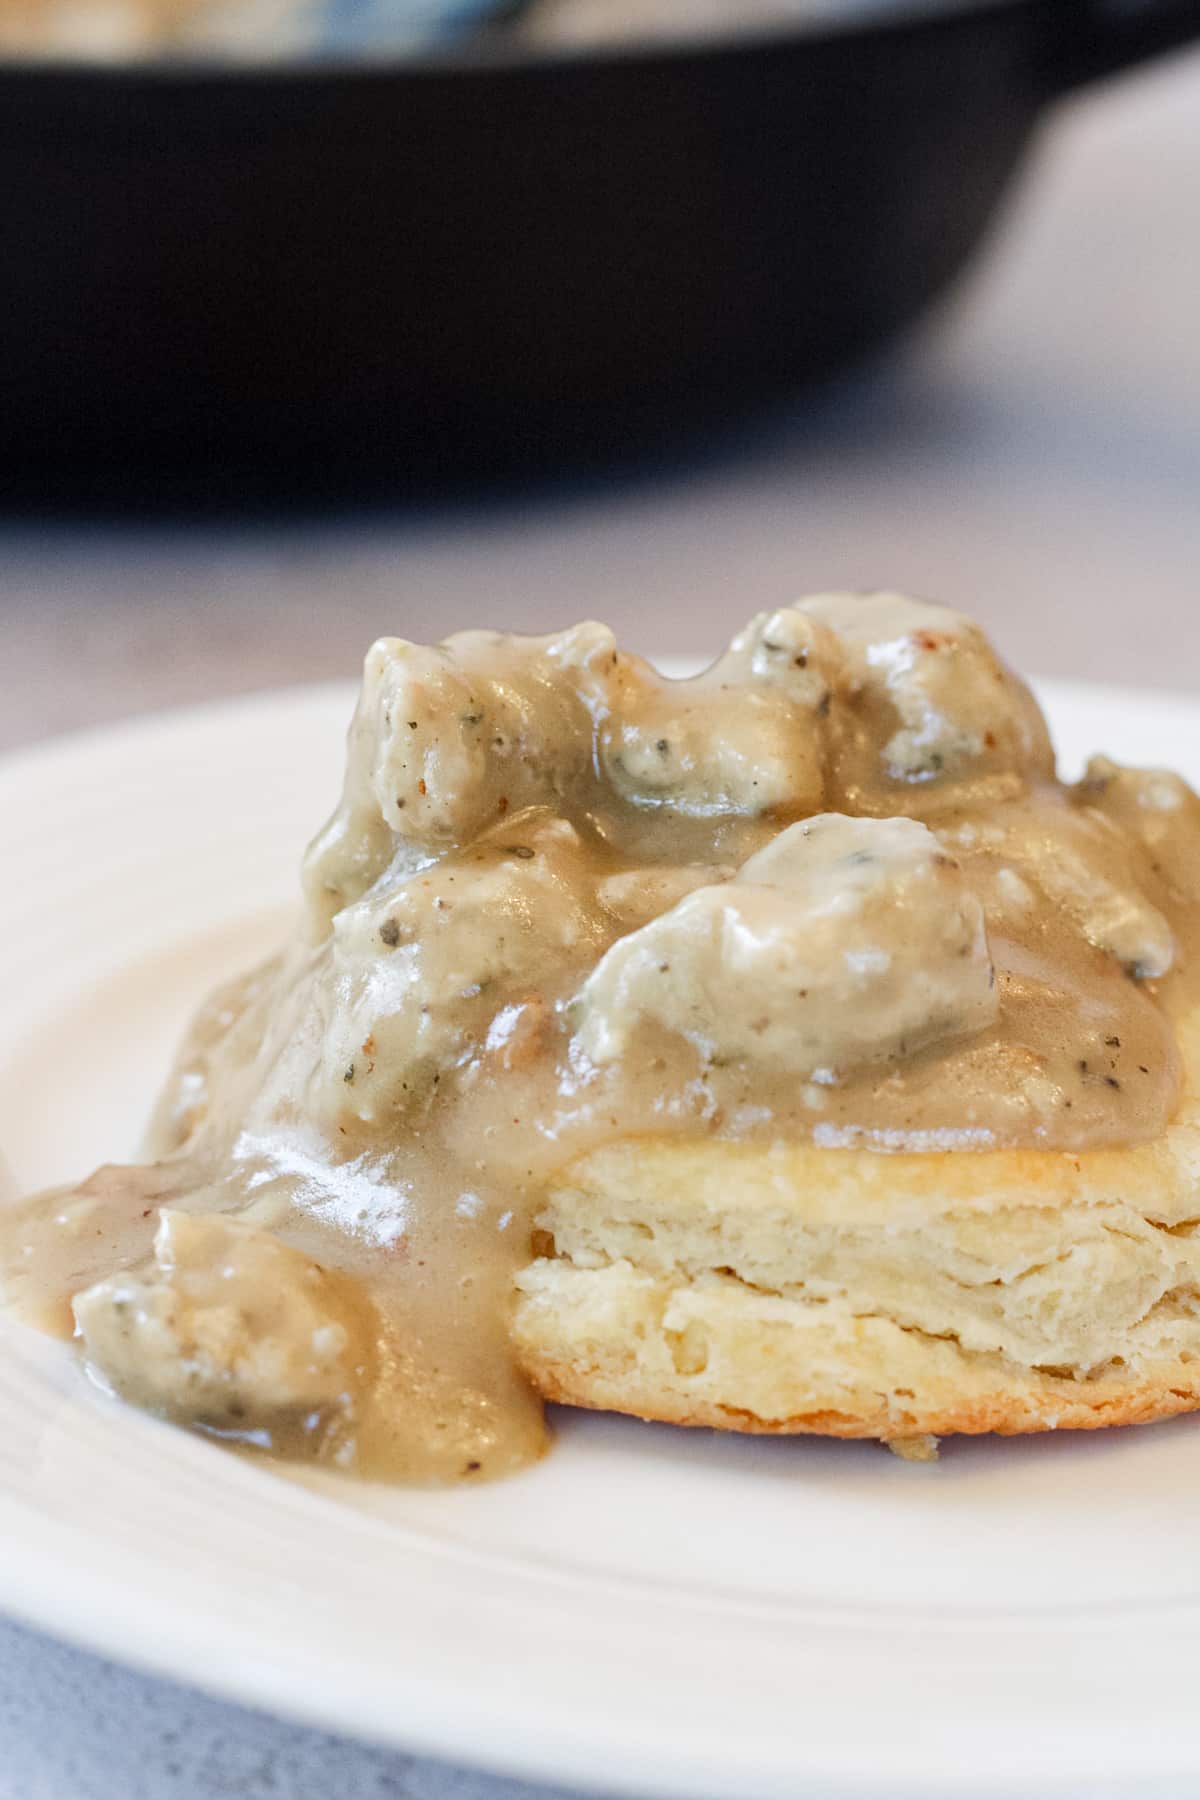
512, 1018, 1200, 1443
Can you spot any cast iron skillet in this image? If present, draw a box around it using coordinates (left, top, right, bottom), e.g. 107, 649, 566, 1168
1, 0, 1198, 496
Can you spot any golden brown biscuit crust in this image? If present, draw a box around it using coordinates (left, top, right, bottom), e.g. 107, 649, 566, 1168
524, 1347, 1200, 1440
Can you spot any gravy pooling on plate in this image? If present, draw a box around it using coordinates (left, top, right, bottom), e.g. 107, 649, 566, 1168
4, 593, 1200, 1482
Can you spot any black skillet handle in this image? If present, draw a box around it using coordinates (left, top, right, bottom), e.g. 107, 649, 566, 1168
1042, 0, 1200, 93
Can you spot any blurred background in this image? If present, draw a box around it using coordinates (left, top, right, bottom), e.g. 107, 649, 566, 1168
1, 3, 1200, 1795
1, 0, 1199, 759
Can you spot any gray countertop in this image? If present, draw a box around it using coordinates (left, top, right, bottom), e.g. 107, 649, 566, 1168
0, 1615, 561, 1800
3, 50, 1200, 756
2, 44, 1200, 1800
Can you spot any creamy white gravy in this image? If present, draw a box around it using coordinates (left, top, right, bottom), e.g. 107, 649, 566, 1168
4, 594, 1199, 1482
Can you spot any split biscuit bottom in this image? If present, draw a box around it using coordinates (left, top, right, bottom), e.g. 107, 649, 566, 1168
513, 1018, 1200, 1445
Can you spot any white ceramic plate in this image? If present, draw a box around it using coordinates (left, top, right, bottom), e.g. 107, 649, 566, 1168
3, 675, 1200, 1799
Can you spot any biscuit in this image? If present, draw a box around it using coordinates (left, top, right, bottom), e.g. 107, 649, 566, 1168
514, 1009, 1200, 1443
